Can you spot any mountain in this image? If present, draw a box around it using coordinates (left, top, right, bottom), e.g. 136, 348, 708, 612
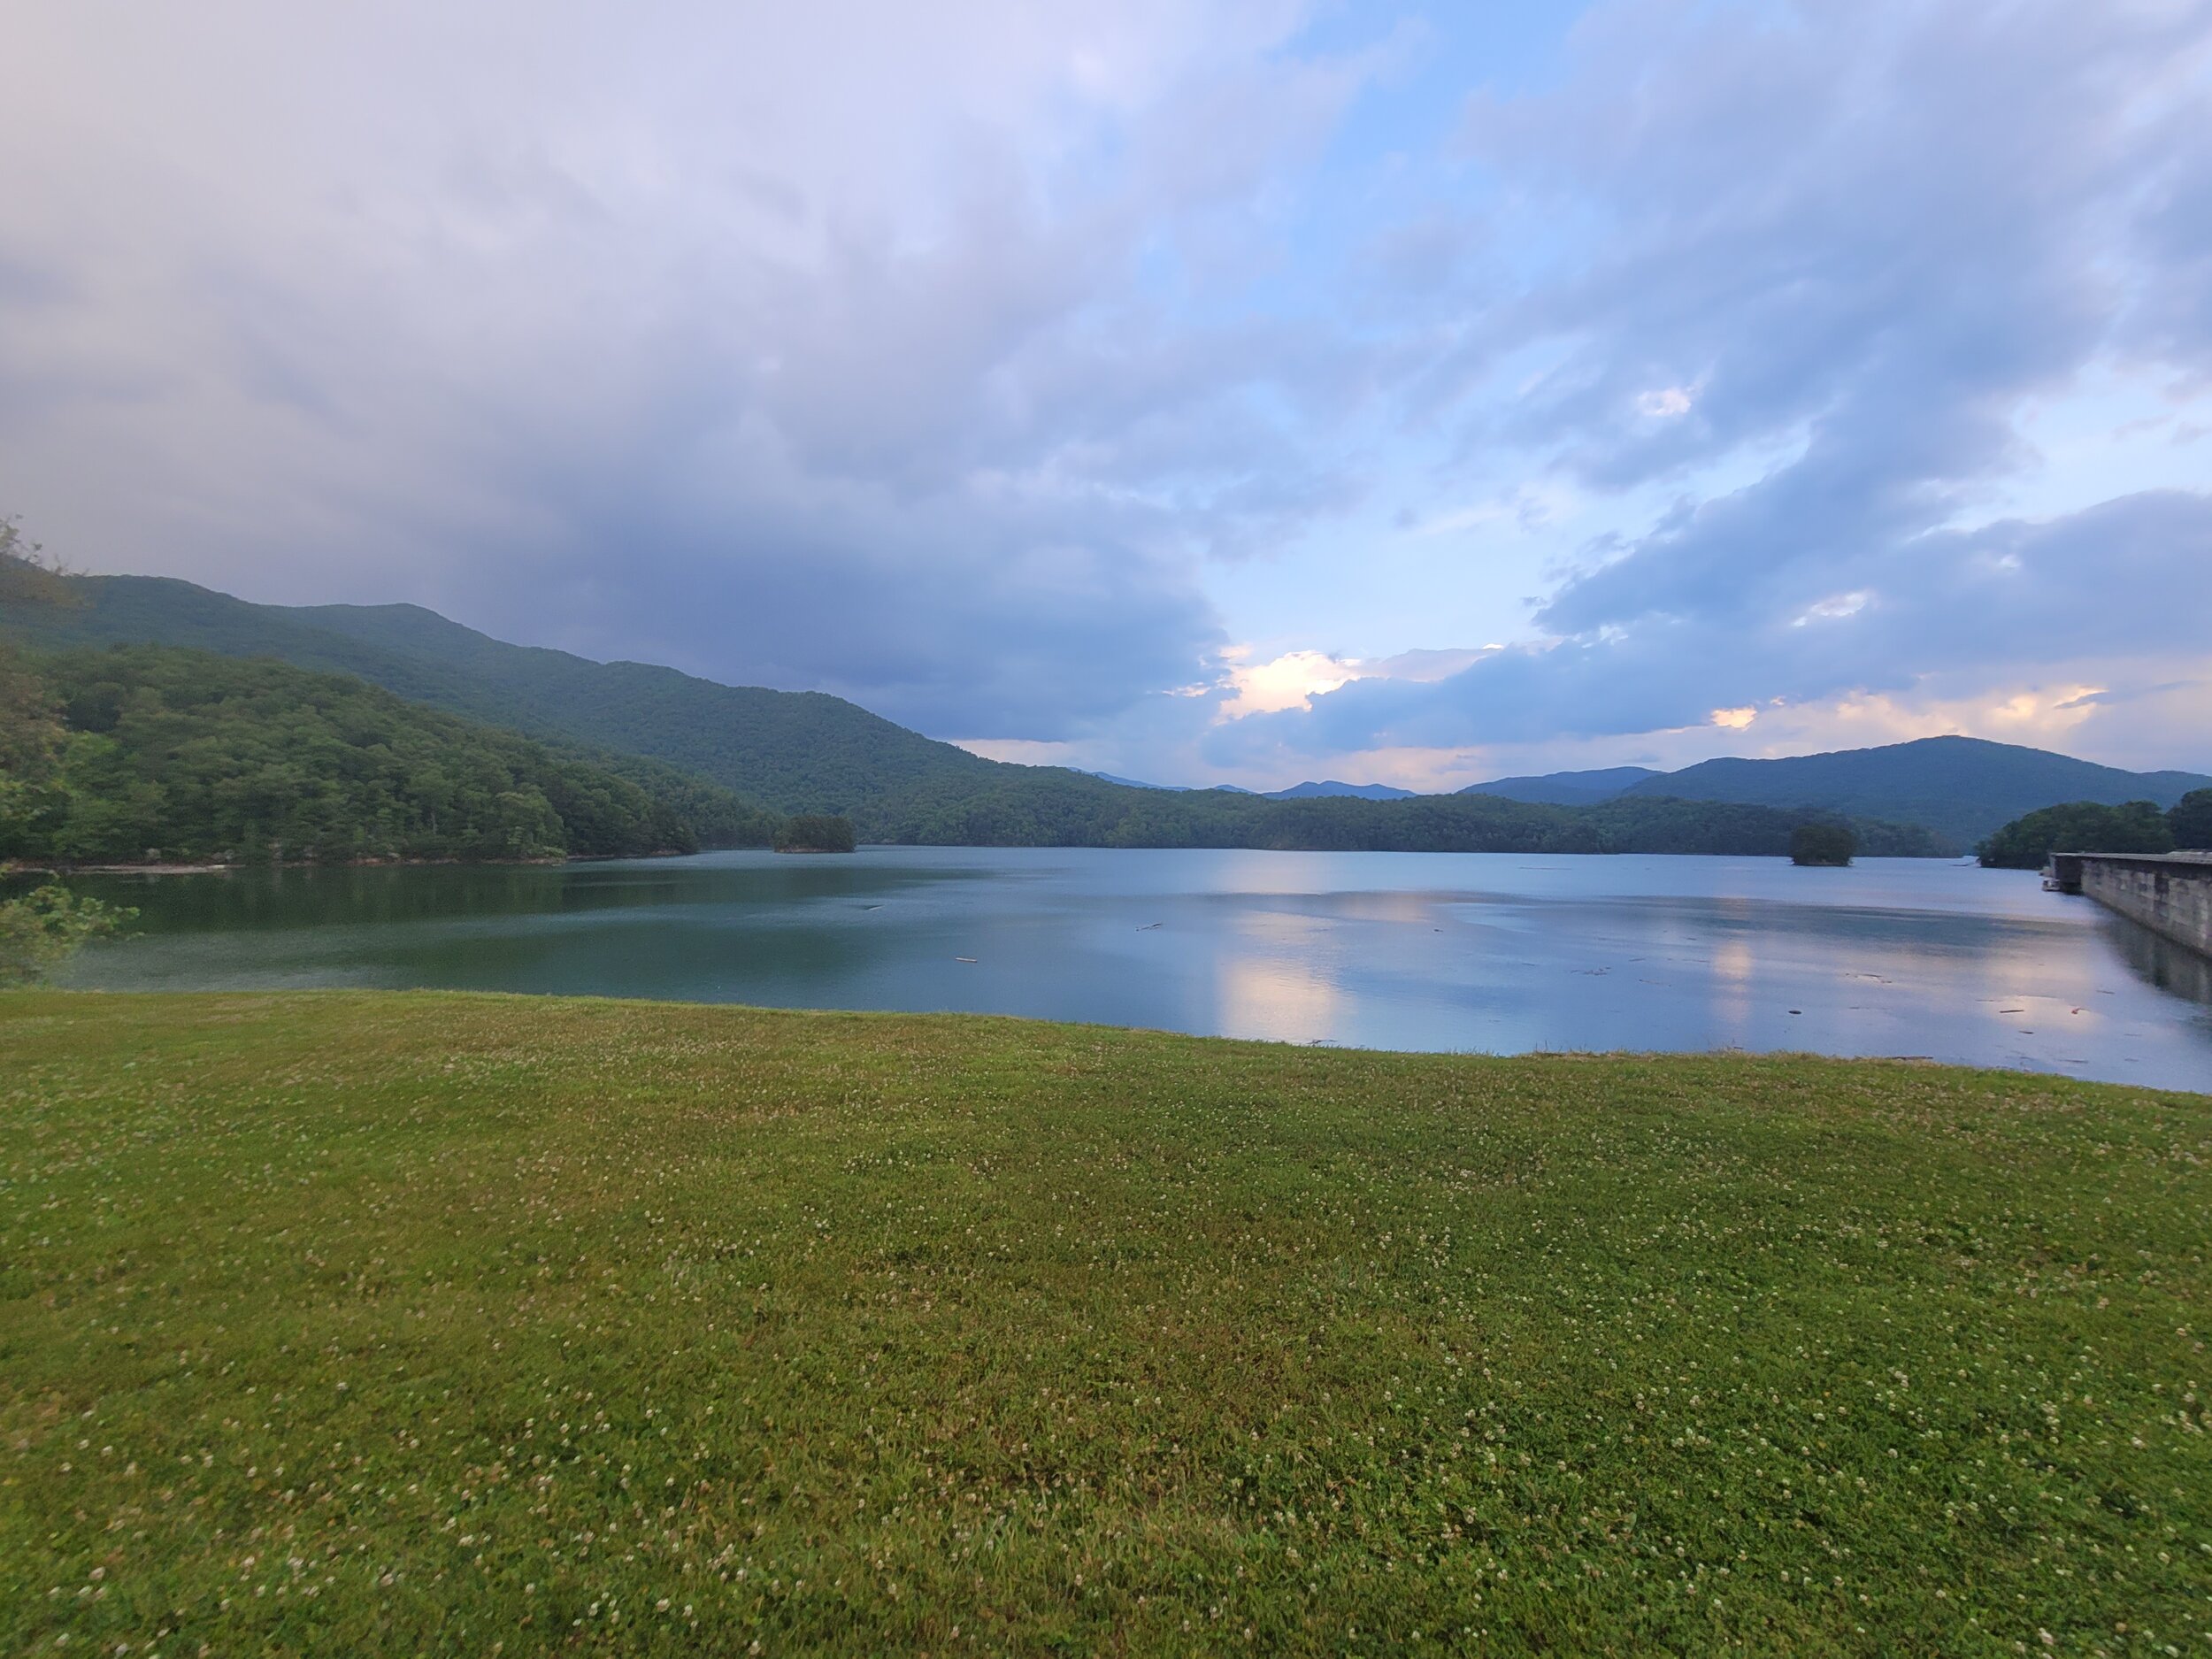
1264, 780, 1417, 801
3, 567, 1293, 841
1459, 766, 1662, 806
1083, 772, 1258, 794
1617, 736, 2212, 849
8, 562, 2186, 855
1087, 772, 1187, 791
1458, 742, 2210, 845
2, 571, 1005, 818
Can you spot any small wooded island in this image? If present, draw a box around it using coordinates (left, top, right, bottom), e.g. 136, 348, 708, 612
1788, 821, 1856, 865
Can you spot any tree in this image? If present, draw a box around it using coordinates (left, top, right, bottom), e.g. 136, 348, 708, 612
0, 517, 78, 606
1790, 822, 1856, 866
0, 639, 72, 858
1978, 801, 2175, 869
2169, 789, 2212, 851
0, 883, 134, 986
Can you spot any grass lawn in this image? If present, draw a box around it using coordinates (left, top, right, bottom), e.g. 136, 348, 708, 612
3, 990, 2208, 1655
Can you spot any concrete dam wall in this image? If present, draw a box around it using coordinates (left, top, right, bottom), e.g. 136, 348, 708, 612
2047, 851, 2212, 960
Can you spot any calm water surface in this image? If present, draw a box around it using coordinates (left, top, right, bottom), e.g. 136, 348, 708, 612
50, 849, 2212, 1090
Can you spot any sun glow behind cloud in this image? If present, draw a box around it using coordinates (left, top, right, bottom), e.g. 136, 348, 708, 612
1216, 647, 1360, 718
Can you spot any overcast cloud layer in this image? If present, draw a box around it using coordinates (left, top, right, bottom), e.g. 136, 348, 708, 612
4, 0, 2209, 781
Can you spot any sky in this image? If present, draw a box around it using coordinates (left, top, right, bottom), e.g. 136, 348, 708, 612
4, 0, 2209, 790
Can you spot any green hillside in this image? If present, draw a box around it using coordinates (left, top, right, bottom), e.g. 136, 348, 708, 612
1, 568, 1000, 817
1622, 734, 2211, 847
0, 641, 777, 864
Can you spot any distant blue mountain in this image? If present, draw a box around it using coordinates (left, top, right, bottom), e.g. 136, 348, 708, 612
1089, 772, 1402, 799
1266, 780, 1417, 801
1616, 736, 2212, 847
1460, 766, 1661, 806
1459, 738, 2212, 845
1085, 772, 1256, 795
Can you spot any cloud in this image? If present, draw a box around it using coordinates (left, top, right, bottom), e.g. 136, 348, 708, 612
1220, 0, 2212, 772
1219, 488, 2212, 763
5, 0, 2209, 780
0, 0, 1382, 737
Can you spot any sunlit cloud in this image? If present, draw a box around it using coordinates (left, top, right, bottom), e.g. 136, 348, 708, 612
1793, 591, 1871, 626
1217, 647, 1361, 719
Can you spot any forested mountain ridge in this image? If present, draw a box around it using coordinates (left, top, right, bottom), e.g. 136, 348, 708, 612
1618, 736, 2211, 847
1460, 766, 1664, 806
0, 558, 2064, 856
2, 569, 1001, 816
1266, 780, 1416, 801
852, 764, 1948, 856
0, 641, 779, 864
1457, 742, 2210, 841
0, 631, 1947, 860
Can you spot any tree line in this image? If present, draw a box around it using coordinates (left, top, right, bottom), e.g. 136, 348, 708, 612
1978, 793, 2212, 869
850, 768, 1950, 856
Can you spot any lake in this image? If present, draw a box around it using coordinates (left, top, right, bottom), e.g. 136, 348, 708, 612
48, 848, 2212, 1091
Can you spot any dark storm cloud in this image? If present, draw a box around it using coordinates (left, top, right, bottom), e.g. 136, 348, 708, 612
0, 1, 1371, 736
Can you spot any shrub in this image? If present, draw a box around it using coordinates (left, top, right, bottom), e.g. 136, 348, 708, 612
0, 883, 134, 986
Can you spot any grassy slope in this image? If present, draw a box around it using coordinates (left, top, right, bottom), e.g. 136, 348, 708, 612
4, 994, 2208, 1655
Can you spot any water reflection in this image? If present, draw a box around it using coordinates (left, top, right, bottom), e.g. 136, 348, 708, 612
1709, 935, 1756, 1050
1215, 911, 1342, 1043
2104, 913, 2212, 1006
36, 849, 2212, 1091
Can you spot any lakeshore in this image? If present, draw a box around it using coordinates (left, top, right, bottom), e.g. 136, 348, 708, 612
4, 988, 2207, 1655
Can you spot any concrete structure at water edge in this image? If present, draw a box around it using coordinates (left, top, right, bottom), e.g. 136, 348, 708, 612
2043, 850, 2212, 959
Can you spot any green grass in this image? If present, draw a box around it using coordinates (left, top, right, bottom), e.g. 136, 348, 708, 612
3, 993, 2208, 1656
